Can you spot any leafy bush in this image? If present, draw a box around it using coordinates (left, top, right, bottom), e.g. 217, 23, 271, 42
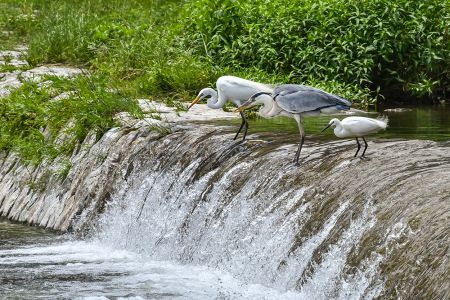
2, 0, 449, 106
184, 0, 449, 100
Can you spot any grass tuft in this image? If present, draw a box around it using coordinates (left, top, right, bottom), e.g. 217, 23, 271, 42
0, 75, 142, 164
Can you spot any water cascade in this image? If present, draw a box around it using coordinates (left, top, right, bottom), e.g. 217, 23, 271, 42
1, 121, 449, 298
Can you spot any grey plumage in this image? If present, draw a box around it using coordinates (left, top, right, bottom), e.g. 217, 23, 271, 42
241, 84, 352, 165
273, 84, 352, 113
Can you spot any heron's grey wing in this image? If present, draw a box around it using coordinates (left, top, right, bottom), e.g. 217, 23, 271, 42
273, 84, 352, 113
273, 84, 326, 98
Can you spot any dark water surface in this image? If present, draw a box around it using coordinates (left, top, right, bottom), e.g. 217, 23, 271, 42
0, 217, 57, 248
217, 105, 450, 141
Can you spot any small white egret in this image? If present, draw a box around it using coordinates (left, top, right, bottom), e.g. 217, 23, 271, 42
321, 116, 388, 157
187, 75, 273, 140
237, 84, 352, 165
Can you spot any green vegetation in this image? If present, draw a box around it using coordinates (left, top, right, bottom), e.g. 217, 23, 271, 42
2, 0, 448, 102
186, 0, 449, 102
0, 76, 142, 164
0, 0, 449, 163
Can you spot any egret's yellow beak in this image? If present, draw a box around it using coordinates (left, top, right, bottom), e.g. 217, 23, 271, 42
234, 105, 251, 113
187, 95, 201, 111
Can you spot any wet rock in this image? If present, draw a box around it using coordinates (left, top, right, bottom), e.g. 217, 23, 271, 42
0, 50, 28, 67
0, 50, 22, 59
51, 91, 76, 102
177, 104, 239, 122
383, 108, 413, 113
0, 47, 84, 98
0, 71, 22, 97
1, 31, 14, 37
114, 112, 141, 127
21, 65, 83, 82
138, 99, 173, 114
137, 99, 239, 122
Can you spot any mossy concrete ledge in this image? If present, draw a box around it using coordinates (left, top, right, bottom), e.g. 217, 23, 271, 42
0, 95, 239, 231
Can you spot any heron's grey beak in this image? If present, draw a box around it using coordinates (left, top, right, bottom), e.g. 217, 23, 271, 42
234, 105, 251, 113
187, 95, 201, 111
235, 98, 256, 113
321, 123, 332, 133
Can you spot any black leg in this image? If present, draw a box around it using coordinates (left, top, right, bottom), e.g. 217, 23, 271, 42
294, 134, 305, 165
242, 112, 249, 141
233, 111, 246, 140
354, 137, 361, 157
361, 137, 368, 156
294, 116, 305, 166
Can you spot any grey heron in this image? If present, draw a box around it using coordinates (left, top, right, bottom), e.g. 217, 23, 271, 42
321, 116, 388, 157
187, 75, 273, 140
237, 84, 352, 165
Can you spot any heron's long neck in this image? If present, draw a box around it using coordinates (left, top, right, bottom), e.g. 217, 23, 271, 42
206, 89, 226, 109
258, 95, 277, 117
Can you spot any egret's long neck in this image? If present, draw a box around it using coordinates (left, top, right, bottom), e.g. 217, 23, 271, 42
258, 95, 277, 117
333, 120, 345, 136
206, 89, 226, 109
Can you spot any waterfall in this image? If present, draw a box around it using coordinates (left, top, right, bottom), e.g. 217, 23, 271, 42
1, 122, 449, 298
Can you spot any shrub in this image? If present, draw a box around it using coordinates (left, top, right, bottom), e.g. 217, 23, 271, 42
2, 0, 448, 105
183, 0, 449, 101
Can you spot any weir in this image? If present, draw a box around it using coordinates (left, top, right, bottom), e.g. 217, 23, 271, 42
0, 118, 449, 298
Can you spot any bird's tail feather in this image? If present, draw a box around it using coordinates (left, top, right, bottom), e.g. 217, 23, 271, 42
377, 115, 389, 128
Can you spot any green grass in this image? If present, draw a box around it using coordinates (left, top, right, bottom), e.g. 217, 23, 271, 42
0, 75, 142, 164
2, 0, 447, 103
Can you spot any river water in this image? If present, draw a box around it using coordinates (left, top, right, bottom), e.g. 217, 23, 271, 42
1, 105, 449, 299
220, 105, 450, 141
0, 218, 300, 299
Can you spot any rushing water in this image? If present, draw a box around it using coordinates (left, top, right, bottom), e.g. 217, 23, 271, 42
0, 218, 300, 299
1, 105, 449, 299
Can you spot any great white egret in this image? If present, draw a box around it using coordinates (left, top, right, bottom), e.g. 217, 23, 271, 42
187, 75, 273, 140
321, 116, 388, 157
237, 84, 352, 165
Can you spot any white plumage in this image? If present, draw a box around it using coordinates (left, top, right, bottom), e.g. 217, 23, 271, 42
187, 76, 273, 140
322, 116, 388, 157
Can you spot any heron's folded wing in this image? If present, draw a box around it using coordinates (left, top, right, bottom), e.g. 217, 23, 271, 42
274, 85, 351, 113
274, 90, 348, 113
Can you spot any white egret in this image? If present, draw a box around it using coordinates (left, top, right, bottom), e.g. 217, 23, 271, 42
187, 75, 273, 140
321, 116, 388, 157
237, 84, 352, 165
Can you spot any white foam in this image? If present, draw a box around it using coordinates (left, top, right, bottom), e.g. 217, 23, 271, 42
0, 238, 304, 299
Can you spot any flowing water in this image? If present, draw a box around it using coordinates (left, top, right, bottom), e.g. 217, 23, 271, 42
1, 106, 449, 299
0, 218, 300, 299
